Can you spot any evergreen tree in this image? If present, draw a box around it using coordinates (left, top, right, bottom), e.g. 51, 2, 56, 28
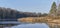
49, 2, 57, 16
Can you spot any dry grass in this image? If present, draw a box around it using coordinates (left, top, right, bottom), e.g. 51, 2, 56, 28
18, 16, 60, 23
18, 16, 60, 28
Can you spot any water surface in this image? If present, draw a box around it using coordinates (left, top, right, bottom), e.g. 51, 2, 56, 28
10, 23, 49, 28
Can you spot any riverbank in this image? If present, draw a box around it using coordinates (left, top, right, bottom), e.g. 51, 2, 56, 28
18, 16, 60, 28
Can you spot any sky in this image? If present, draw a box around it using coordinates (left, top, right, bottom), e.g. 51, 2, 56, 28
0, 0, 58, 13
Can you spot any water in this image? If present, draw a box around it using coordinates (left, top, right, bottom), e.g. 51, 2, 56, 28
5, 23, 49, 28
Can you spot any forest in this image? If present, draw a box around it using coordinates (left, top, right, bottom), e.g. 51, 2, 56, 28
0, 7, 48, 21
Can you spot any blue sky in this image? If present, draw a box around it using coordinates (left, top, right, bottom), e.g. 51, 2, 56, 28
0, 0, 57, 13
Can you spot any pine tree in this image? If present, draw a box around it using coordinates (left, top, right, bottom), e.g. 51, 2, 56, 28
49, 2, 57, 16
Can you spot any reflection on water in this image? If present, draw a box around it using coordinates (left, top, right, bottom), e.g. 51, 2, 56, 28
5, 23, 49, 28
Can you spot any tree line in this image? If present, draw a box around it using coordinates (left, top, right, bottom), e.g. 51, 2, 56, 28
0, 7, 48, 21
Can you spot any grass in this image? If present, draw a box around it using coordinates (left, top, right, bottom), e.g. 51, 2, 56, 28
18, 16, 60, 28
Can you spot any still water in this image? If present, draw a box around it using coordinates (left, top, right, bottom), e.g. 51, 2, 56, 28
5, 23, 49, 28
